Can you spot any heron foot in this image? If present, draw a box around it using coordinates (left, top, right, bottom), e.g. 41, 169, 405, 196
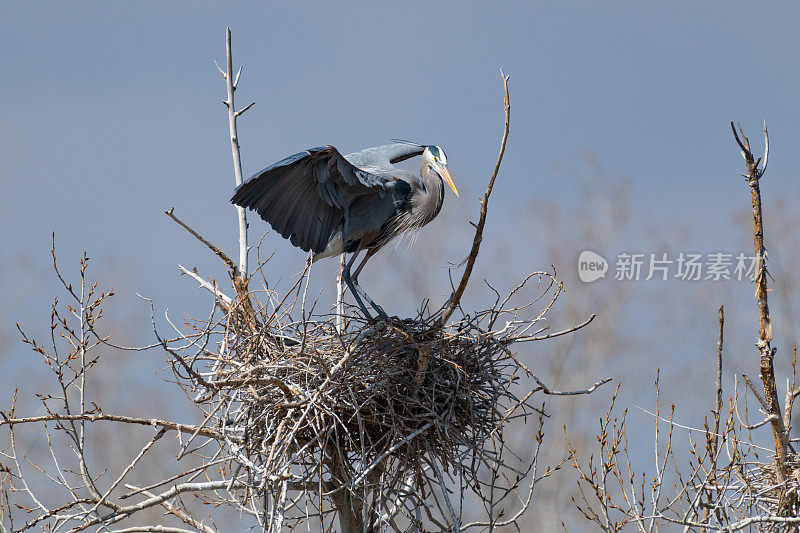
354, 283, 390, 322
367, 302, 390, 322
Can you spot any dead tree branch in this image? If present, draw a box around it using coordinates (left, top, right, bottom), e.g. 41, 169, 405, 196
437, 69, 510, 326
731, 121, 791, 500
165, 208, 237, 276
0, 413, 227, 441
219, 26, 251, 282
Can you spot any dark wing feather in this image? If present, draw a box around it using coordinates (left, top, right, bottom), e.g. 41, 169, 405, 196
272, 164, 311, 235
231, 145, 395, 253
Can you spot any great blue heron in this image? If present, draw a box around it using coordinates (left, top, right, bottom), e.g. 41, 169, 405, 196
231, 141, 458, 320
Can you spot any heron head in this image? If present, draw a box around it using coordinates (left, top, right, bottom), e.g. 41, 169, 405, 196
423, 145, 459, 197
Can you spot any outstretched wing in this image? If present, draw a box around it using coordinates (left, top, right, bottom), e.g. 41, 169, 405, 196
231, 145, 396, 253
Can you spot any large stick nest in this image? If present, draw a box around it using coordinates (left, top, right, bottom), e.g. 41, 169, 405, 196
166, 268, 590, 529
230, 314, 516, 469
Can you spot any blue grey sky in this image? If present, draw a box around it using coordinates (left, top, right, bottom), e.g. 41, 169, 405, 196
1, 2, 799, 368
3, 2, 799, 296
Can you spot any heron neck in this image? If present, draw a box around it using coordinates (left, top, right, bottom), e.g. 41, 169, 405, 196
413, 166, 445, 227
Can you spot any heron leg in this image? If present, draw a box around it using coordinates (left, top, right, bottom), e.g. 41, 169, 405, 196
350, 249, 389, 321
352, 248, 374, 279
343, 251, 375, 321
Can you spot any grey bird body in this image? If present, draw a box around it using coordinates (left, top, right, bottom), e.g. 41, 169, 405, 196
231, 141, 457, 319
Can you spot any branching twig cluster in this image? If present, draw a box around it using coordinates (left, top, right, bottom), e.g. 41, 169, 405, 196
0, 240, 231, 532
567, 123, 800, 531
568, 351, 800, 531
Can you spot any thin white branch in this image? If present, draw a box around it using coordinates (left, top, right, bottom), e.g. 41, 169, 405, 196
124, 484, 217, 533
85, 428, 167, 517
637, 405, 774, 453
212, 59, 225, 78
235, 101, 255, 117
117, 480, 247, 516
513, 313, 596, 342
222, 27, 250, 279
176, 399, 224, 460
110, 527, 198, 533
532, 373, 612, 396
759, 120, 769, 178
336, 254, 345, 333
177, 265, 233, 305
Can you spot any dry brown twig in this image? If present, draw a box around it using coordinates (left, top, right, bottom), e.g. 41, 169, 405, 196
436, 69, 509, 327
732, 121, 798, 521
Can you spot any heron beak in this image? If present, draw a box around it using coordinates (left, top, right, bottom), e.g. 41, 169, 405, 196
438, 164, 459, 198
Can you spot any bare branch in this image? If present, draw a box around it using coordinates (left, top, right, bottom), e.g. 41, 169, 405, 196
235, 101, 255, 117
221, 27, 250, 280
177, 265, 233, 305
0, 413, 230, 441
731, 120, 790, 499
437, 69, 510, 326
165, 208, 237, 275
